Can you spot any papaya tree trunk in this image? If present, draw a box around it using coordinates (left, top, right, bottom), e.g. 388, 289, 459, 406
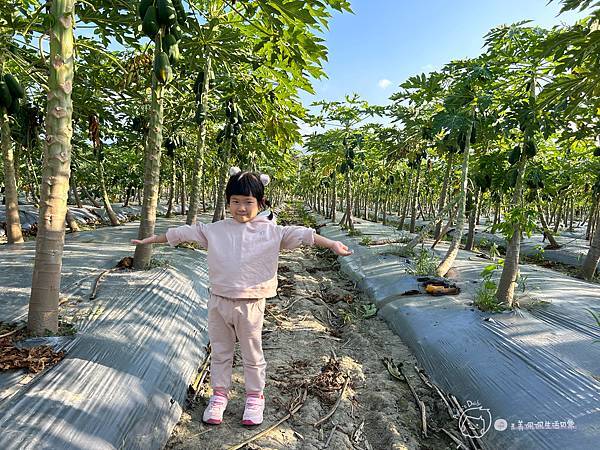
586, 197, 597, 240
401, 194, 460, 254
464, 187, 480, 252
437, 124, 472, 276
495, 155, 528, 306
434, 152, 455, 240
398, 173, 412, 229
212, 143, 231, 223
345, 171, 353, 230
382, 186, 389, 225
134, 32, 165, 270
553, 198, 563, 233
28, 0, 75, 334
166, 157, 176, 217
373, 187, 380, 222
1, 106, 24, 244
537, 200, 561, 249
364, 173, 371, 219
180, 160, 187, 215
82, 186, 100, 208
66, 208, 79, 232
97, 158, 119, 226
70, 173, 83, 208
581, 193, 600, 280
187, 54, 211, 225
331, 175, 337, 222
410, 163, 422, 233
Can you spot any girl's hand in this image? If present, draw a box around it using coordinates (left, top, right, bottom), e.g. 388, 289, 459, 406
331, 241, 352, 256
131, 235, 155, 245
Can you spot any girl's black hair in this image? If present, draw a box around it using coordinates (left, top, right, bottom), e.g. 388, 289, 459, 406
225, 171, 273, 219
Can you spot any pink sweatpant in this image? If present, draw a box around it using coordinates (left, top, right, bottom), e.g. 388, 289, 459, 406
208, 292, 266, 394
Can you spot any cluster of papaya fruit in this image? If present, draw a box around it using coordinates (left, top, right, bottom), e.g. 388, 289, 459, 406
164, 134, 185, 158
192, 69, 214, 125
507, 140, 537, 166
0, 73, 25, 116
139, 0, 187, 84
339, 134, 364, 174
216, 98, 244, 151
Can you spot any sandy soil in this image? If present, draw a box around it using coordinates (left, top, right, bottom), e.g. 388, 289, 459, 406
166, 237, 458, 449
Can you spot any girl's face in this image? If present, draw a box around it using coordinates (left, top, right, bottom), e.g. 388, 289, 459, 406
229, 195, 260, 223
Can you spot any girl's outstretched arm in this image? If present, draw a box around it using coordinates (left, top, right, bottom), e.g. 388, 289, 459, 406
131, 234, 168, 245
314, 233, 353, 256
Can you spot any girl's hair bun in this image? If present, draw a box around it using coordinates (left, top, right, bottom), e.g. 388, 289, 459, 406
229, 166, 242, 176
260, 174, 270, 186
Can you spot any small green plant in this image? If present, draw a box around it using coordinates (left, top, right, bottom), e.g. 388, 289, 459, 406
489, 243, 501, 260
474, 261, 507, 312
407, 246, 439, 276
359, 236, 373, 246
531, 245, 545, 263
148, 257, 171, 268
348, 229, 363, 237
340, 303, 377, 324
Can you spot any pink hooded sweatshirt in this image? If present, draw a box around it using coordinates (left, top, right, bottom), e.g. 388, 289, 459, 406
165, 215, 315, 299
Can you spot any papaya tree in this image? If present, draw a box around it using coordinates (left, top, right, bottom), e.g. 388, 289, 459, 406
0, 53, 24, 244
133, 0, 186, 269
27, 0, 76, 333
484, 23, 555, 306
308, 95, 379, 231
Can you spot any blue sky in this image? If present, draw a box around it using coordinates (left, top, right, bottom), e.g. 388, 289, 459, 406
298, 0, 590, 110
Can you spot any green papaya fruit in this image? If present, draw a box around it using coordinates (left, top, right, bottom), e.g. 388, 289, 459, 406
157, 0, 178, 26
466, 191, 474, 214
162, 33, 177, 52
216, 128, 225, 143
138, 0, 153, 20
153, 51, 172, 85
483, 174, 492, 191
457, 131, 467, 151
142, 6, 159, 39
225, 123, 233, 139
508, 146, 521, 165
170, 23, 182, 40
594, 147, 600, 157
0, 81, 12, 108
7, 97, 20, 116
194, 108, 205, 125
168, 42, 181, 65
194, 71, 204, 94
470, 126, 477, 145
507, 169, 518, 188
523, 140, 537, 158
4, 74, 24, 99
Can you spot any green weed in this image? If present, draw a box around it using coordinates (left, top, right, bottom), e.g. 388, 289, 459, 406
359, 236, 373, 246
474, 261, 508, 313
407, 246, 439, 276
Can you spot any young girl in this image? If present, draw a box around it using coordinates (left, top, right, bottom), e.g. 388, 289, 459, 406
131, 167, 352, 426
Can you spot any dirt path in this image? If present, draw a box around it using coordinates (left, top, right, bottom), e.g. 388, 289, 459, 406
167, 219, 458, 449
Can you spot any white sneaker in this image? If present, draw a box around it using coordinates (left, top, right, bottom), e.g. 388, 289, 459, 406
202, 394, 228, 425
242, 395, 265, 426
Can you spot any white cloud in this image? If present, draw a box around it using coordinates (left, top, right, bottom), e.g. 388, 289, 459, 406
378, 79, 392, 89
